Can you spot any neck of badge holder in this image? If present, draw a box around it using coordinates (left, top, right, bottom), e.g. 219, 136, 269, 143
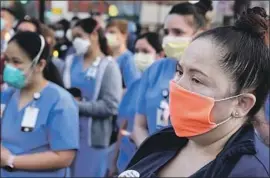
156, 89, 170, 128
85, 57, 101, 79
21, 92, 41, 132
160, 89, 169, 109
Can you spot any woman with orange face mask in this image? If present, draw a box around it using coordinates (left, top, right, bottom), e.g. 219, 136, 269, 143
132, 0, 213, 149
119, 7, 270, 178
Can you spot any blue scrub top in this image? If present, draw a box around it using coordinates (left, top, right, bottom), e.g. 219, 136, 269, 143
69, 55, 95, 101
117, 79, 141, 172
266, 95, 269, 121
1, 82, 79, 177
116, 50, 140, 88
136, 58, 177, 135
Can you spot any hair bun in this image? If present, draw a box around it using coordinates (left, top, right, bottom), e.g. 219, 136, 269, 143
234, 7, 269, 41
195, 0, 213, 16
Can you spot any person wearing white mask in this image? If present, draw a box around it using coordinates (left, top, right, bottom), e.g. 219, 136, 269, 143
132, 0, 214, 148
109, 32, 164, 176
105, 19, 140, 89
53, 20, 72, 60
62, 17, 123, 177
64, 17, 81, 57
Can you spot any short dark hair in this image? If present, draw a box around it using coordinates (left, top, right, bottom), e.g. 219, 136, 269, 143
169, 0, 213, 29
1, 7, 16, 19
135, 32, 163, 54
15, 15, 42, 34
195, 7, 270, 116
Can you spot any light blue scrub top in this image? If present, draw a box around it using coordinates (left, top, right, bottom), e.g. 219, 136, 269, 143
266, 95, 269, 121
69, 55, 95, 144
116, 50, 140, 88
117, 79, 141, 172
136, 58, 177, 135
0, 82, 79, 177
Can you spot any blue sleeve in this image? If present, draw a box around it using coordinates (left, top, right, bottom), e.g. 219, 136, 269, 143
1, 87, 15, 104
266, 96, 269, 121
118, 90, 131, 119
122, 55, 141, 88
47, 96, 79, 151
136, 69, 149, 115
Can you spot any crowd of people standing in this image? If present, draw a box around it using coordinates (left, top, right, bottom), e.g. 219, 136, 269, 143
0, 0, 269, 177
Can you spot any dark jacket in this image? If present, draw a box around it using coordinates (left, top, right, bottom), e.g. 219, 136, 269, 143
125, 124, 269, 177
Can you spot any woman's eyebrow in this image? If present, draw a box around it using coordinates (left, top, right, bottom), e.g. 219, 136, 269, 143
189, 68, 209, 77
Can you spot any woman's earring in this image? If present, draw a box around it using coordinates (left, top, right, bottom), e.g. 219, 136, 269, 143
234, 112, 239, 118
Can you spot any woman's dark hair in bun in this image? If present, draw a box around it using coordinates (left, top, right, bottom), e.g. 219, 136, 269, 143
234, 7, 269, 45
169, 0, 213, 29
194, 7, 269, 117
195, 0, 213, 16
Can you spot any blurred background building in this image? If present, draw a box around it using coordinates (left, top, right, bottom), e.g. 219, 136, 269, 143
1, 0, 269, 32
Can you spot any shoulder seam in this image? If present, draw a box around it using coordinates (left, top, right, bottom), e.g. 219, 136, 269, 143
254, 154, 270, 176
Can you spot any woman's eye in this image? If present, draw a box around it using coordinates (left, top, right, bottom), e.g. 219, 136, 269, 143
192, 78, 201, 84
142, 50, 149, 54
173, 29, 184, 36
177, 70, 183, 76
164, 29, 169, 35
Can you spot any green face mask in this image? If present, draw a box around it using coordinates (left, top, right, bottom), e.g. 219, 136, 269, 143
3, 34, 46, 89
3, 64, 27, 88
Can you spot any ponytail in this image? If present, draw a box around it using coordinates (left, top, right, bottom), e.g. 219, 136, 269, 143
43, 60, 64, 88
75, 17, 112, 56
97, 28, 112, 56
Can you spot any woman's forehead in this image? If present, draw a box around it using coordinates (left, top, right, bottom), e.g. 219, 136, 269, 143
6, 41, 29, 59
135, 38, 155, 52
72, 26, 85, 35
181, 38, 227, 78
164, 14, 194, 31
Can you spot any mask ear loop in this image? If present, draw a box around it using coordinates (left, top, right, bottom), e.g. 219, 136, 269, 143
209, 94, 245, 125
32, 35, 46, 66
214, 93, 244, 102
25, 35, 46, 77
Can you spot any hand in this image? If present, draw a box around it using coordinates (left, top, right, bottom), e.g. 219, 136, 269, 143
1, 145, 11, 167
108, 165, 118, 177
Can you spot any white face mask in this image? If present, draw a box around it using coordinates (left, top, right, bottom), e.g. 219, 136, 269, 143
134, 52, 155, 72
55, 30, 65, 38
162, 36, 191, 60
66, 29, 73, 42
73, 37, 91, 55
105, 33, 120, 47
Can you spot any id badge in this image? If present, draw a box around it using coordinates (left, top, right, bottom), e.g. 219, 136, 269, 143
156, 108, 169, 128
21, 107, 39, 132
86, 67, 97, 79
0, 104, 6, 118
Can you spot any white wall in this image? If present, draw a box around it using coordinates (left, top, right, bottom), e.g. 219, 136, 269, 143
139, 2, 171, 25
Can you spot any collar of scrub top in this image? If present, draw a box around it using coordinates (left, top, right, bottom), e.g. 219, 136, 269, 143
85, 56, 101, 79
30, 92, 41, 107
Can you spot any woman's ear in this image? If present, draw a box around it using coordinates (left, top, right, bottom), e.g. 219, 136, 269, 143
46, 37, 52, 45
36, 59, 47, 73
157, 51, 165, 59
234, 94, 256, 118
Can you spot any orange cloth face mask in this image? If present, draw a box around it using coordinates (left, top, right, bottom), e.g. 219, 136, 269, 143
169, 81, 239, 137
